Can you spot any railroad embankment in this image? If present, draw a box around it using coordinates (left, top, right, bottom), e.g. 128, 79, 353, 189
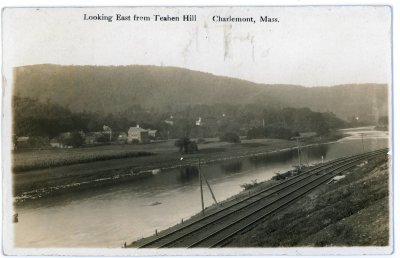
227, 155, 389, 247
129, 151, 388, 248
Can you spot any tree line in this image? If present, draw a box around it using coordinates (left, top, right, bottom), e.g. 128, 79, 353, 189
13, 96, 347, 141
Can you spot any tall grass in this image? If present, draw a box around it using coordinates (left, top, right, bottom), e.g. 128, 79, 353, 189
13, 150, 154, 172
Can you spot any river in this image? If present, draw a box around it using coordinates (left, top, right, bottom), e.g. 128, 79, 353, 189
13, 127, 389, 248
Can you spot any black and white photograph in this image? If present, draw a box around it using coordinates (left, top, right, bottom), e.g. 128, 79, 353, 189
1, 4, 395, 256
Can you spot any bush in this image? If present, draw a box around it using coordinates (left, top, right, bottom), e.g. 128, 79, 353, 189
60, 132, 84, 148
220, 132, 241, 143
130, 139, 140, 144
240, 179, 260, 190
197, 138, 206, 144
27, 136, 50, 148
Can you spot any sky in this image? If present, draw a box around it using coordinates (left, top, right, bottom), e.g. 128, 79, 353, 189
3, 6, 392, 86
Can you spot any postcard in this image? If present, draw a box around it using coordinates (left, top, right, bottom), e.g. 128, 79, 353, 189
1, 4, 395, 256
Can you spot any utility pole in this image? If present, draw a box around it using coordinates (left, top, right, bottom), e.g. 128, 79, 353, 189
198, 158, 205, 215
181, 157, 217, 215
361, 133, 365, 153
296, 137, 302, 169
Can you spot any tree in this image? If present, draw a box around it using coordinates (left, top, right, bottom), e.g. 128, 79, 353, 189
174, 137, 198, 154
62, 132, 84, 148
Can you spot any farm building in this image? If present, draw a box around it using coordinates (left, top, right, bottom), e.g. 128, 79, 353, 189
50, 138, 71, 148
15, 136, 30, 149
15, 136, 50, 149
128, 125, 149, 143
103, 125, 112, 141
147, 129, 159, 139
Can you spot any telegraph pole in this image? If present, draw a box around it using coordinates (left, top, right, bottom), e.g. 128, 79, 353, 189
198, 158, 205, 215
181, 157, 217, 215
296, 137, 302, 169
361, 133, 365, 153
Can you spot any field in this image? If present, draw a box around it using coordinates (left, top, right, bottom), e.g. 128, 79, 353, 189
12, 135, 344, 199
12, 147, 154, 172
12, 138, 300, 196
12, 138, 293, 172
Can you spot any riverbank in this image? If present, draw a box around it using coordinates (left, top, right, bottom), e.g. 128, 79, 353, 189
130, 152, 389, 248
227, 154, 389, 247
14, 136, 336, 201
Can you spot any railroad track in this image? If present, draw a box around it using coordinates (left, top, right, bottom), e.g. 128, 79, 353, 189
133, 148, 388, 248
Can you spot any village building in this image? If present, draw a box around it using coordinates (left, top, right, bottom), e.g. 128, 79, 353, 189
164, 119, 174, 126
15, 136, 30, 149
147, 129, 159, 140
127, 125, 150, 143
195, 117, 203, 126
164, 115, 174, 125
103, 125, 112, 141
50, 138, 70, 148
15, 136, 50, 149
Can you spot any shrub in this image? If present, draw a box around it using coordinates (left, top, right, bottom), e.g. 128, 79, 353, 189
131, 139, 140, 144
220, 132, 241, 143
240, 179, 260, 190
197, 138, 206, 144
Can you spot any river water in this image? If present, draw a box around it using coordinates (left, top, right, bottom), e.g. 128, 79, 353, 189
14, 127, 389, 248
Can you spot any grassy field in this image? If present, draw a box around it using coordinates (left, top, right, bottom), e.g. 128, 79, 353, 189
13, 148, 154, 172
12, 138, 294, 172
13, 138, 301, 196
13, 131, 348, 173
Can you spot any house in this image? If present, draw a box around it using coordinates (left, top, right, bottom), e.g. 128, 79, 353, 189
164, 115, 174, 125
16, 136, 30, 149
103, 125, 112, 141
50, 138, 69, 148
164, 119, 174, 126
195, 117, 203, 126
128, 125, 149, 143
147, 129, 159, 139
15, 136, 50, 149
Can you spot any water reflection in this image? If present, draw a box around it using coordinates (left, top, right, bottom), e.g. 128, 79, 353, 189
305, 144, 329, 157
176, 166, 199, 183
220, 161, 243, 173
248, 150, 296, 167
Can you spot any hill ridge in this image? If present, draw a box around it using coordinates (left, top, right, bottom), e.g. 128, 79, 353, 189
13, 64, 388, 122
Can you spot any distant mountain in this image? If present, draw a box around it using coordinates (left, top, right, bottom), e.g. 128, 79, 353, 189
13, 64, 388, 122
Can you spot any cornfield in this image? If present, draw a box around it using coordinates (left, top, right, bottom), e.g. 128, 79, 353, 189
13, 147, 154, 172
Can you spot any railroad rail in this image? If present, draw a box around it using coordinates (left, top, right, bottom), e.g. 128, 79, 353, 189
133, 148, 388, 248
